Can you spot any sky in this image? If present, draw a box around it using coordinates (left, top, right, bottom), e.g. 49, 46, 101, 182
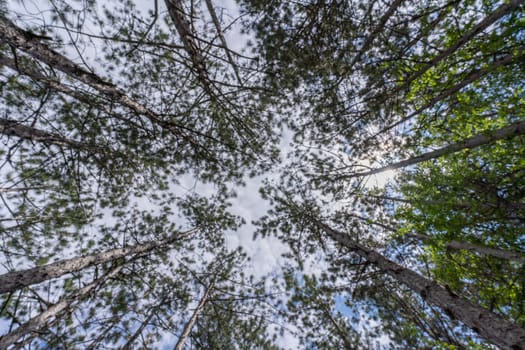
0, 0, 400, 348
0, 0, 300, 348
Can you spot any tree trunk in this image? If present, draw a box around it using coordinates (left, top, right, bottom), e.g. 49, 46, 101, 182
313, 219, 525, 350
346, 119, 525, 178
165, 0, 214, 96
0, 17, 189, 140
0, 117, 95, 150
407, 233, 525, 263
173, 281, 214, 350
0, 228, 196, 294
203, 0, 243, 86
0, 265, 123, 349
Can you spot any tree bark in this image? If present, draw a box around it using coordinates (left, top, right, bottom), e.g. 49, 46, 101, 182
345, 119, 525, 178
165, 0, 214, 96
0, 17, 188, 139
0, 228, 196, 294
0, 117, 95, 150
0, 265, 123, 349
173, 281, 214, 350
407, 233, 525, 263
313, 219, 525, 350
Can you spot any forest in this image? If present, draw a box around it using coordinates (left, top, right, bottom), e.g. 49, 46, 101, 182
0, 0, 524, 348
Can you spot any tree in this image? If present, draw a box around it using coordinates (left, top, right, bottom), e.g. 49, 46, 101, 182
0, 0, 278, 274
0, 263, 124, 348
0, 227, 197, 294
0, 2, 280, 347
392, 141, 525, 326
282, 272, 372, 349
337, 119, 525, 179
240, 0, 525, 191
2, 0, 525, 348
179, 251, 283, 350
256, 187, 525, 349
243, 1, 525, 347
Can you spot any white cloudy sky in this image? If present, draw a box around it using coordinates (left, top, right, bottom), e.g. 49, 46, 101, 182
0, 0, 399, 348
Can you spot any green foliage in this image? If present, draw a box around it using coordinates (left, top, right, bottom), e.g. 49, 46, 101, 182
1, 0, 525, 348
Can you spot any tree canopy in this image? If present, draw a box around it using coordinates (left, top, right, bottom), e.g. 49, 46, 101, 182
0, 0, 524, 349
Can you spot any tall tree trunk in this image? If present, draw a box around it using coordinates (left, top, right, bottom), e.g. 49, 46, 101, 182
173, 281, 214, 350
312, 219, 525, 350
0, 228, 196, 294
165, 0, 214, 96
0, 265, 123, 349
0, 17, 190, 140
407, 233, 525, 263
344, 119, 525, 178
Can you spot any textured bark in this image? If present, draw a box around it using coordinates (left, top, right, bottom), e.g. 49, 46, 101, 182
313, 219, 525, 350
165, 0, 214, 96
0, 117, 93, 150
0, 18, 187, 139
0, 17, 108, 87
0, 265, 123, 349
347, 119, 525, 178
408, 233, 525, 263
0, 228, 196, 294
173, 281, 214, 350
